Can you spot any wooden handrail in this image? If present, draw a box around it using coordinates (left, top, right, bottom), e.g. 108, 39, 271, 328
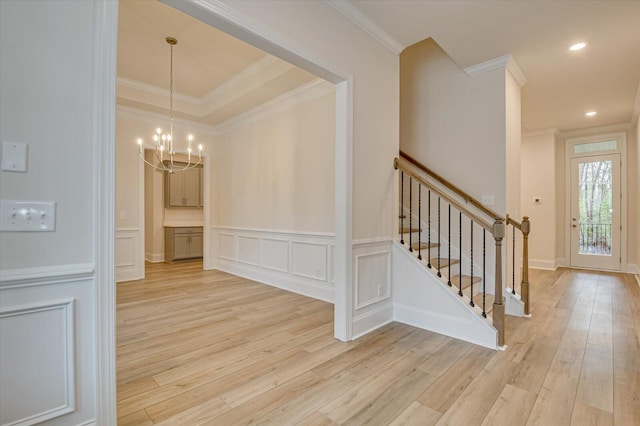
399, 150, 502, 221
395, 157, 495, 232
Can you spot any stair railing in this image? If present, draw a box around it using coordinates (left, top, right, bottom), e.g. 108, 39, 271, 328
394, 153, 530, 347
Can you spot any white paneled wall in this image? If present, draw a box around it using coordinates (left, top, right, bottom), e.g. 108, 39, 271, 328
0, 268, 96, 426
210, 227, 334, 302
115, 228, 144, 282
351, 240, 394, 338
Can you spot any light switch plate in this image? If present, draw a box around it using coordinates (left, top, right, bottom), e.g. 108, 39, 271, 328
0, 200, 56, 231
2, 141, 28, 172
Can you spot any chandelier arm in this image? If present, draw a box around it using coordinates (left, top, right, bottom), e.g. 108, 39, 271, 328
139, 152, 171, 172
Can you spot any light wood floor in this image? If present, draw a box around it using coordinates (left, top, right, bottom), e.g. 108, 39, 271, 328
117, 262, 640, 425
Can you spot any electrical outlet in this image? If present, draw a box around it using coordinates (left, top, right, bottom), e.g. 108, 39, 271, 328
533, 197, 542, 205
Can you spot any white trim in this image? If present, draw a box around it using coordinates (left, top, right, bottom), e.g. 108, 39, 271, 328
323, 0, 404, 55
117, 77, 203, 105
211, 225, 335, 239
354, 251, 391, 310
558, 122, 633, 139
626, 263, 639, 275
216, 257, 333, 303
0, 299, 76, 425
93, 1, 117, 424
631, 80, 640, 125
529, 259, 558, 270
212, 78, 334, 134
352, 236, 393, 247
145, 252, 164, 263
463, 54, 527, 87
564, 132, 628, 271
0, 263, 94, 287
635, 274, 640, 286
116, 105, 218, 135
522, 128, 559, 139
464, 54, 510, 77
351, 302, 394, 339
506, 56, 527, 87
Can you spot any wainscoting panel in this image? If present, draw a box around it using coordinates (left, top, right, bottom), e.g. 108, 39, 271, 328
0, 268, 96, 425
237, 236, 260, 266
115, 228, 144, 282
0, 300, 75, 426
351, 239, 393, 338
261, 238, 289, 273
291, 241, 328, 281
209, 227, 334, 302
218, 233, 237, 260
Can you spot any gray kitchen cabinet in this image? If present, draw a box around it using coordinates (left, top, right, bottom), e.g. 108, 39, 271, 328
164, 227, 203, 261
165, 165, 202, 207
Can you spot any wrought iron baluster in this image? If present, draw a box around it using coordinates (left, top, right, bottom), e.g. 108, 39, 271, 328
409, 177, 413, 251
427, 191, 432, 268
447, 205, 451, 286
459, 211, 463, 296
482, 229, 487, 318
400, 171, 404, 245
418, 183, 422, 260
437, 197, 441, 277
470, 219, 474, 307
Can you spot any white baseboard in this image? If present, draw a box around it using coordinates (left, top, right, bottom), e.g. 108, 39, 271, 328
145, 252, 164, 263
208, 227, 335, 303
216, 258, 333, 303
626, 263, 639, 275
529, 259, 557, 270
352, 302, 394, 339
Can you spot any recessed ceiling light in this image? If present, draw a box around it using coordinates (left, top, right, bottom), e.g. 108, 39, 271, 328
585, 111, 597, 117
570, 42, 586, 51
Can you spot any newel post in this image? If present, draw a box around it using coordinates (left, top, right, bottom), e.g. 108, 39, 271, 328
493, 218, 505, 347
521, 216, 531, 316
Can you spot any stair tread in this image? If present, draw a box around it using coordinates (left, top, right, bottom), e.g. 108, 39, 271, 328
430, 258, 460, 268
450, 274, 482, 289
472, 293, 495, 313
411, 242, 439, 250
399, 227, 422, 234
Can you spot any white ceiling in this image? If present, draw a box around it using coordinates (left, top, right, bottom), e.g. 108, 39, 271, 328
332, 0, 640, 133
118, 0, 640, 133
117, 0, 316, 126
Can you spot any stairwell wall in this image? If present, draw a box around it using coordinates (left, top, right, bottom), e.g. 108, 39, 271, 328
521, 129, 558, 269
400, 38, 507, 213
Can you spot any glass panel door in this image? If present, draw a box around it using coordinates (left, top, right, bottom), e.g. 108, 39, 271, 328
570, 154, 621, 270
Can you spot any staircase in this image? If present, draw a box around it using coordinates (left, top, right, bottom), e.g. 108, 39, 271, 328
395, 152, 531, 348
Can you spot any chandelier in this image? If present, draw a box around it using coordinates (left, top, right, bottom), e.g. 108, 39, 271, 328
137, 37, 202, 173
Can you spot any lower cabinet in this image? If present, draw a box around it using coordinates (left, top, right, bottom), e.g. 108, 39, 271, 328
164, 227, 203, 262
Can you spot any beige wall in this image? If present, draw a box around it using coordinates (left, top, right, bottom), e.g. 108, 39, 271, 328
521, 130, 557, 268
211, 84, 335, 233
506, 72, 522, 219
144, 150, 165, 261
633, 116, 640, 271
400, 38, 508, 213
0, 1, 96, 269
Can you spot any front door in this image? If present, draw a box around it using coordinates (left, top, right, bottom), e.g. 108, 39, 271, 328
570, 154, 621, 270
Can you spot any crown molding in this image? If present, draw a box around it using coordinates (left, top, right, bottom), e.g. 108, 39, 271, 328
557, 122, 633, 138
464, 54, 527, 87
213, 78, 335, 135
117, 78, 203, 105
323, 0, 404, 55
522, 128, 559, 139
116, 105, 218, 135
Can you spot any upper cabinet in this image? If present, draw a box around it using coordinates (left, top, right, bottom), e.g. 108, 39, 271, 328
165, 165, 202, 208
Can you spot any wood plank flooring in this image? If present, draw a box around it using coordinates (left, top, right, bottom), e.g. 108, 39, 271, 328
117, 262, 640, 425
